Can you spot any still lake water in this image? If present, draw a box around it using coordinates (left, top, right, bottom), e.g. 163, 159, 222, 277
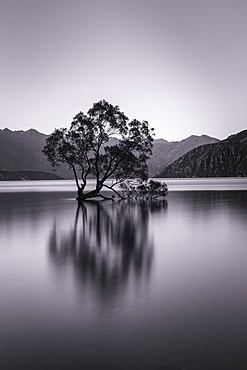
1, 179, 247, 370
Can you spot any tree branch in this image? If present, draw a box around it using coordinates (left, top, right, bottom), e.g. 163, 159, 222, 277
102, 183, 126, 199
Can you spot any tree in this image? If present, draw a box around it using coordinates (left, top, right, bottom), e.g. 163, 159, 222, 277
43, 100, 165, 201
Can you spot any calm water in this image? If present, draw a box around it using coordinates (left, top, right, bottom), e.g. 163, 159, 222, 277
1, 179, 247, 370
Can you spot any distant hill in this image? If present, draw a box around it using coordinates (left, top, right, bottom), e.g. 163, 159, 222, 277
148, 134, 219, 176
0, 128, 219, 178
0, 128, 73, 178
157, 130, 247, 178
0, 169, 64, 181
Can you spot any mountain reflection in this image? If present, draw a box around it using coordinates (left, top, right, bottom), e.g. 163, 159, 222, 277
48, 200, 163, 302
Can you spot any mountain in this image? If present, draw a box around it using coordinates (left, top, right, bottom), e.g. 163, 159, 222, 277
0, 169, 64, 181
157, 129, 247, 178
0, 128, 73, 178
1, 128, 219, 178
148, 134, 219, 176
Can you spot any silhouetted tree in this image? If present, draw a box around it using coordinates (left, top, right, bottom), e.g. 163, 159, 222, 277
43, 100, 156, 201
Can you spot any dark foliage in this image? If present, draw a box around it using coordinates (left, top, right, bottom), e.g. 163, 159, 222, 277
120, 179, 168, 199
43, 100, 158, 200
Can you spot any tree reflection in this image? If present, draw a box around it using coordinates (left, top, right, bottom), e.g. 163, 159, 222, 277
49, 200, 166, 303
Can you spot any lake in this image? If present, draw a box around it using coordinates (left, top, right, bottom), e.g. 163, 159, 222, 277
1, 179, 247, 370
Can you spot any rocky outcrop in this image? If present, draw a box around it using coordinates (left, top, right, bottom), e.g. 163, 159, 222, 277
157, 130, 247, 178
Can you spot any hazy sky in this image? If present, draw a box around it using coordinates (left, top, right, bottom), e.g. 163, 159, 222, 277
1, 0, 247, 141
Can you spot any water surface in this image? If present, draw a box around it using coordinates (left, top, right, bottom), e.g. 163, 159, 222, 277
1, 179, 247, 370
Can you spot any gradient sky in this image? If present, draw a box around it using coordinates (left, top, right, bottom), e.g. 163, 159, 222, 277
1, 0, 247, 141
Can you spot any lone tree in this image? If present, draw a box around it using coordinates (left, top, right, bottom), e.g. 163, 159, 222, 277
43, 100, 166, 201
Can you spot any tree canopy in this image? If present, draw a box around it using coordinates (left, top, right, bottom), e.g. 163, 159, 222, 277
43, 100, 166, 201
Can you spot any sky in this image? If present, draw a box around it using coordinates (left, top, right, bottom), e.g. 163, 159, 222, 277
1, 0, 247, 141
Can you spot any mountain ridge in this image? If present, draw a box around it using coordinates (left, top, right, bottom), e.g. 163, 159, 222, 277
157, 129, 247, 178
0, 127, 220, 178
148, 133, 219, 175
0, 128, 73, 178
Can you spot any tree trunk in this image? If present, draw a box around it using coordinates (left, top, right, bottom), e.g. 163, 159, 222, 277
76, 184, 103, 201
